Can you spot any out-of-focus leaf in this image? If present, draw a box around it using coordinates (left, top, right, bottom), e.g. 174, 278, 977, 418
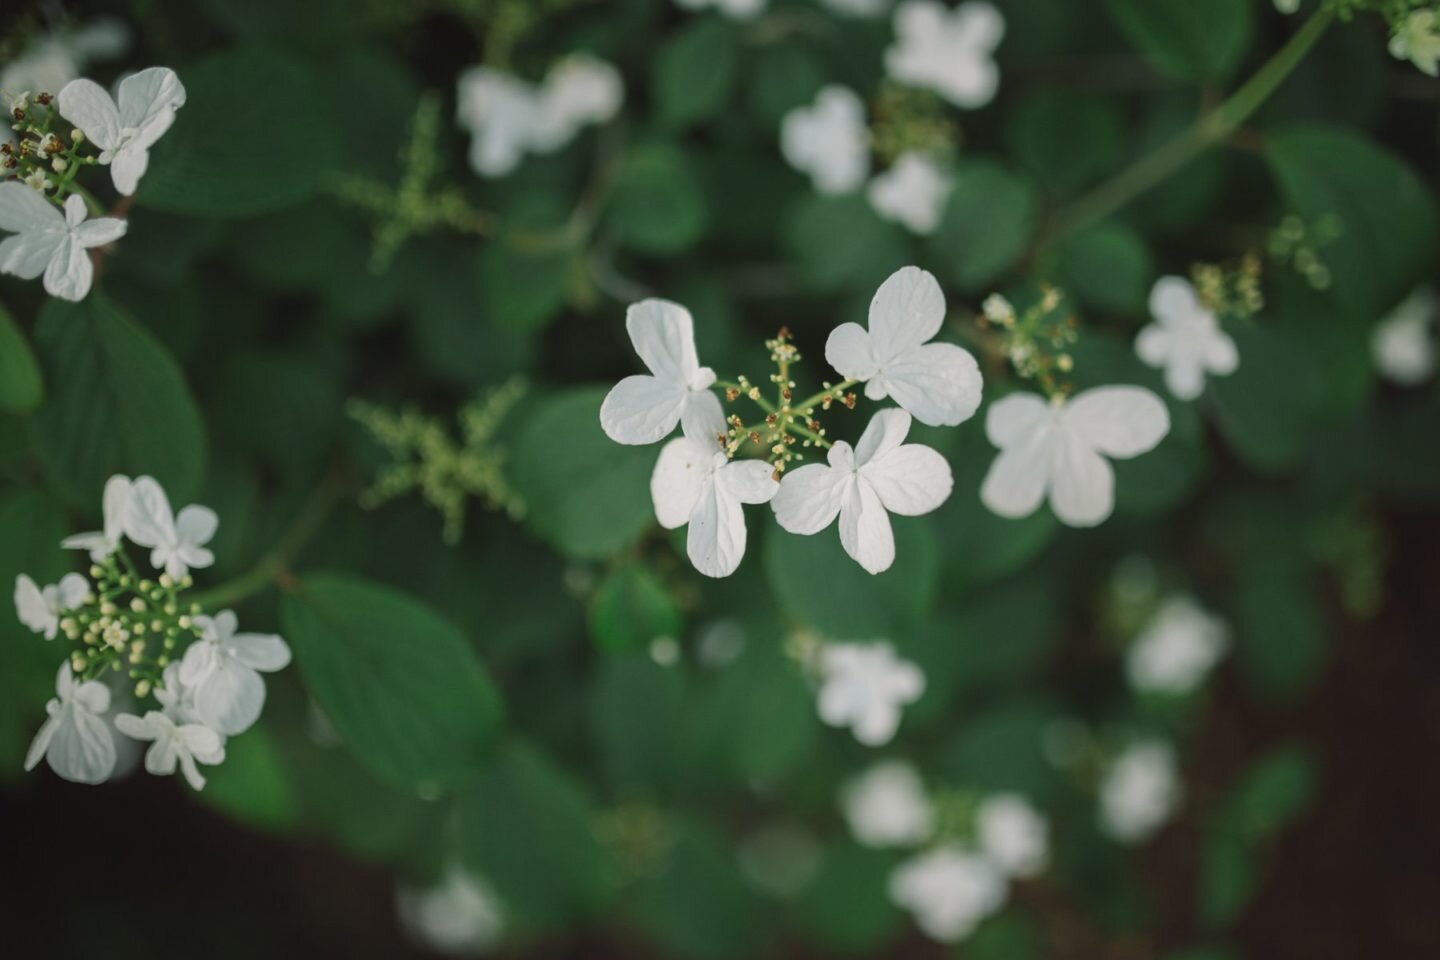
0, 302, 43, 413
783, 193, 910, 294
1007, 92, 1123, 198
1105, 0, 1253, 83
608, 141, 709, 255
590, 565, 682, 653
929, 160, 1040, 293
654, 17, 740, 129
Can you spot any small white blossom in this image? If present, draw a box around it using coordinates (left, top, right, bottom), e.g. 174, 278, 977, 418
818, 0, 891, 17
1273, 0, 1300, 13
122, 475, 217, 580
1126, 595, 1229, 695
0, 19, 130, 97
600, 299, 723, 445
780, 85, 870, 195
181, 610, 292, 736
674, 0, 768, 20
825, 266, 983, 426
1135, 276, 1239, 400
1390, 9, 1440, 77
981, 386, 1170, 528
889, 844, 1007, 943
398, 867, 506, 955
1372, 287, 1436, 386
57, 67, 186, 196
530, 55, 624, 151
0, 186, 127, 301
814, 641, 925, 745
886, 0, 1004, 108
114, 665, 225, 791
14, 572, 91, 640
773, 409, 953, 574
841, 759, 933, 847
61, 474, 134, 562
867, 152, 951, 235
1100, 740, 1181, 844
975, 793, 1049, 879
25, 663, 117, 784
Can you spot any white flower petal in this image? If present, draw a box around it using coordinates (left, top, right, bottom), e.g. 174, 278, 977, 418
1134, 325, 1171, 368
175, 504, 218, 550
124, 475, 176, 550
718, 459, 779, 505
984, 391, 1052, 447
839, 479, 895, 574
863, 445, 953, 516
1062, 387, 1169, 459
686, 474, 749, 578
57, 77, 122, 151
56, 573, 91, 609
627, 298, 706, 385
46, 702, 117, 784
1047, 428, 1114, 527
1148, 275, 1198, 320
0, 180, 64, 233
228, 633, 291, 672
195, 660, 266, 736
880, 341, 983, 427
853, 408, 912, 465
980, 435, 1051, 520
825, 322, 880, 383
0, 232, 65, 280
115, 66, 186, 139
868, 265, 946, 362
770, 459, 848, 535
42, 235, 93, 301
14, 575, 53, 637
1204, 331, 1239, 375
651, 437, 717, 529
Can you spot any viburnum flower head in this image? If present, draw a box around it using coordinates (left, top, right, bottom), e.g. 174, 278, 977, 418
1126, 595, 1229, 696
841, 759, 934, 847
981, 386, 1170, 528
57, 66, 186, 196
124, 475, 218, 580
25, 663, 117, 784
886, 0, 1005, 108
1135, 276, 1239, 400
814, 641, 925, 746
0, 185, 127, 302
114, 664, 225, 791
780, 85, 870, 196
772, 409, 953, 574
889, 844, 1007, 943
62, 474, 133, 562
826, 266, 983, 427
14, 572, 91, 640
181, 610, 292, 736
975, 793, 1049, 879
867, 152, 952, 235
600, 298, 723, 446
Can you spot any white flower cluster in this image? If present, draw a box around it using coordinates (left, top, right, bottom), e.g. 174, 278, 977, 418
1136, 276, 1239, 401
456, 54, 622, 178
840, 760, 1050, 943
14, 475, 290, 788
814, 641, 925, 745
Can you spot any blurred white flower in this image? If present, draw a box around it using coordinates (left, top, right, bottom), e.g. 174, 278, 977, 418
398, 867, 506, 955
530, 55, 624, 152
814, 641, 925, 745
818, 0, 891, 17
0, 186, 127, 302
675, 0, 768, 20
975, 793, 1049, 879
123, 475, 217, 580
181, 610, 292, 736
58, 67, 187, 196
62, 474, 134, 562
1273, 0, 1300, 13
1372, 287, 1436, 386
867, 152, 951, 235
0, 18, 130, 96
600, 299, 723, 445
1099, 740, 1181, 844
115, 665, 226, 791
841, 759, 933, 847
886, 0, 1004, 108
981, 386, 1170, 528
780, 85, 870, 195
825, 266, 983, 426
772, 409, 953, 574
1126, 595, 1229, 696
14, 572, 91, 640
1390, 10, 1440, 77
1135, 276, 1239, 400
889, 844, 1007, 943
25, 663, 117, 784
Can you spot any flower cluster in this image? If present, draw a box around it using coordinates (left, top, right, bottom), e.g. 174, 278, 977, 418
14, 475, 290, 788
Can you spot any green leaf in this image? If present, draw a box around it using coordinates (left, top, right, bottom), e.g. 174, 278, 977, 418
629, 821, 764, 959
29, 293, 206, 507
199, 725, 301, 831
783, 193, 910, 294
282, 574, 502, 790
1105, 0, 1253, 83
1057, 221, 1154, 315
654, 18, 740, 129
591, 655, 686, 794
511, 388, 657, 559
696, 636, 818, 785
1197, 829, 1256, 929
1007, 91, 1123, 198
590, 565, 682, 653
608, 141, 710, 255
747, 45, 825, 126
0, 302, 43, 413
794, 842, 900, 952
476, 237, 575, 332
929, 160, 1040, 293
142, 46, 341, 216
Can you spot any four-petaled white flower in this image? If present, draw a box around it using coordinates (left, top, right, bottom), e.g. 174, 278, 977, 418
1273, 0, 1300, 14
780, 85, 870, 196
981, 386, 1170, 528
889, 844, 1007, 943
1372, 287, 1435, 386
14, 572, 91, 640
826, 266, 983, 426
1126, 595, 1229, 696
181, 610, 292, 736
867, 152, 952, 235
651, 403, 779, 578
398, 867, 506, 955
674, 0, 768, 20
1390, 10, 1440, 77
61, 474, 134, 562
530, 55, 624, 151
25, 663, 117, 784
841, 759, 934, 847
886, 0, 1005, 108
0, 18, 130, 99
57, 66, 187, 196
773, 409, 953, 574
123, 475, 218, 580
1099, 740, 1181, 844
814, 641, 925, 745
1135, 276, 1239, 400
975, 793, 1049, 879
115, 665, 226, 791
0, 185, 127, 302
600, 299, 724, 445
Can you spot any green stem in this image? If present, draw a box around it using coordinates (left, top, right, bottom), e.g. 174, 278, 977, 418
1044, 7, 1334, 245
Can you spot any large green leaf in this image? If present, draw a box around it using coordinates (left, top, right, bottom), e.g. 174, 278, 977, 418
929, 160, 1040, 293
654, 17, 740, 129
0, 302, 42, 413
1105, 0, 1253, 83
607, 141, 709, 255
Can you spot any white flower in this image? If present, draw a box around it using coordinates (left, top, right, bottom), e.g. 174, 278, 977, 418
25, 663, 117, 784
886, 0, 1004, 108
841, 760, 933, 847
1372, 287, 1436, 386
61, 474, 134, 562
674, 0, 768, 20
650, 403, 779, 578
0, 186, 127, 302
814, 641, 925, 745
57, 67, 187, 196
1099, 740, 1181, 844
398, 867, 506, 955
867, 152, 951, 235
14, 572, 91, 640
1390, 10, 1440, 77
530, 54, 624, 151
1135, 276, 1239, 400
825, 267, 983, 426
114, 665, 226, 791
889, 844, 1007, 943
600, 298, 724, 445
180, 610, 292, 736
818, 0, 891, 17
980, 386, 1170, 528
122, 475, 217, 580
1273, 0, 1300, 13
0, 19, 130, 96
780, 85, 870, 195
1127, 595, 1229, 695
975, 794, 1049, 879
772, 409, 953, 574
